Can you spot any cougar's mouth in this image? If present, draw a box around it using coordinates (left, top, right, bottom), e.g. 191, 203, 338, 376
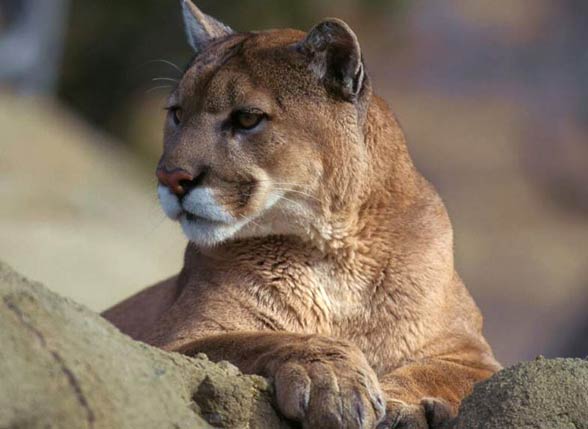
158, 184, 253, 246
178, 210, 249, 247
157, 178, 291, 246
184, 211, 215, 223
181, 210, 228, 225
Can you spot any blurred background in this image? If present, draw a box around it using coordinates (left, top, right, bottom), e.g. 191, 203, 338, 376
1, 0, 587, 365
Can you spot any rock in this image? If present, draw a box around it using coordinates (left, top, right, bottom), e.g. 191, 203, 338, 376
454, 357, 588, 429
0, 261, 291, 429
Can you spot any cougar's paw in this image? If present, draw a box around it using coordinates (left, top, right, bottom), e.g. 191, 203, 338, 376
271, 340, 386, 429
376, 398, 454, 429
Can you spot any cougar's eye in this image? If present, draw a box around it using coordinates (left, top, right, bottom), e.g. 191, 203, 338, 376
232, 109, 265, 131
167, 106, 182, 126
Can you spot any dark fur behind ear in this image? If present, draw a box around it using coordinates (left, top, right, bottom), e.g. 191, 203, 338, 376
301, 18, 365, 100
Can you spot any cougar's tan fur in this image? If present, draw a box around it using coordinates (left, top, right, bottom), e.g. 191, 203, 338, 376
104, 4, 500, 428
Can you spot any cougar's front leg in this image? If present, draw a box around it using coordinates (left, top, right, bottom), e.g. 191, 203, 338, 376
376, 358, 499, 429
175, 332, 386, 429
102, 276, 179, 342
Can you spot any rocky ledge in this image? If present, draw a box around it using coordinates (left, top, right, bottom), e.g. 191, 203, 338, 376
0, 261, 586, 429
0, 261, 289, 429
454, 356, 588, 428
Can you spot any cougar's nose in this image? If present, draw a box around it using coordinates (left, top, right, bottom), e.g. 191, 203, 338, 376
156, 168, 194, 197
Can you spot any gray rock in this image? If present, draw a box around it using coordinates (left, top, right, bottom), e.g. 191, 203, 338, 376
0, 261, 290, 429
455, 356, 588, 429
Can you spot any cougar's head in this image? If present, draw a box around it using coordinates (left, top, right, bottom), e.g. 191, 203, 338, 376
157, 0, 372, 247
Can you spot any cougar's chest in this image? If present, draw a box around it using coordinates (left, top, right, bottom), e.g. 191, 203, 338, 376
179, 238, 382, 337
178, 238, 333, 332
238, 244, 338, 333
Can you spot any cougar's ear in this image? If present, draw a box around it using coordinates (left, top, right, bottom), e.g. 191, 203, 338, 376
181, 0, 234, 53
300, 18, 365, 100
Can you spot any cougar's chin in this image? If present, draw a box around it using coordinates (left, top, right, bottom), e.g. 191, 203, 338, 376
179, 213, 248, 247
